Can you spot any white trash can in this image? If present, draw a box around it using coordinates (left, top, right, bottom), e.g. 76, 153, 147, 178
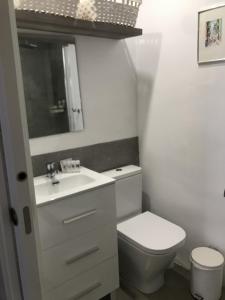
190, 247, 224, 300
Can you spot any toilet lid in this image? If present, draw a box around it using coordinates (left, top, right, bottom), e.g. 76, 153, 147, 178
191, 247, 224, 269
117, 212, 186, 255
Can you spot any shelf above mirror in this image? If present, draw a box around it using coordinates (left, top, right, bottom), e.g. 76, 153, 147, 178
16, 11, 142, 40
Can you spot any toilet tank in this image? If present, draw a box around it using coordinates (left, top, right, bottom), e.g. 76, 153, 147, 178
103, 165, 142, 222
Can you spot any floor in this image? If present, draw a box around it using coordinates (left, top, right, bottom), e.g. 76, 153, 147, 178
112, 270, 225, 300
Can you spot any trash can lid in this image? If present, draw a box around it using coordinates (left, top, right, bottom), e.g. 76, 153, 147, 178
191, 247, 224, 269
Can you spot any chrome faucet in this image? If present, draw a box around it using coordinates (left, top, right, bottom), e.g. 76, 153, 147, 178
46, 162, 59, 185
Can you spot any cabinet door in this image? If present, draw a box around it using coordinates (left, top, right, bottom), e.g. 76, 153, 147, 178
43, 258, 119, 300
41, 224, 118, 291
38, 184, 116, 250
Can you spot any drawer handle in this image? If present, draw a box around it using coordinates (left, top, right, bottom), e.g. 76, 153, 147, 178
66, 246, 99, 265
68, 282, 102, 300
63, 209, 97, 225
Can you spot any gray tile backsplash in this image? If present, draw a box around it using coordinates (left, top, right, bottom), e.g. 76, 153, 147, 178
32, 137, 139, 177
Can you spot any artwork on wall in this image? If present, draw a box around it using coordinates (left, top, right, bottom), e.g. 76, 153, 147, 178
198, 5, 225, 63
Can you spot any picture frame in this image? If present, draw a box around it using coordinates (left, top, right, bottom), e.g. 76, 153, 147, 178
198, 5, 225, 64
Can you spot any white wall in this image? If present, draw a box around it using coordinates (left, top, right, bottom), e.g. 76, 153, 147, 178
128, 0, 225, 271
30, 36, 137, 156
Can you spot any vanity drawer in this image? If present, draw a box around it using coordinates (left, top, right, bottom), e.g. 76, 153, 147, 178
38, 184, 116, 250
43, 257, 119, 300
41, 225, 118, 292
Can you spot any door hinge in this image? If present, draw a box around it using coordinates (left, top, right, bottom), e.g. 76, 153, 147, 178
9, 207, 19, 226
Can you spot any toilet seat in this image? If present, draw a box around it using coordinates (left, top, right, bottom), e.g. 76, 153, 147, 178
117, 212, 186, 255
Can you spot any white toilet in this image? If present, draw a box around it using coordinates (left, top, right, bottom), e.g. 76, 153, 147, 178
103, 165, 186, 294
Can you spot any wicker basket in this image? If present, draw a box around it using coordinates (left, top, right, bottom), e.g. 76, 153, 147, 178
96, 0, 141, 27
15, 0, 79, 18
15, 0, 142, 27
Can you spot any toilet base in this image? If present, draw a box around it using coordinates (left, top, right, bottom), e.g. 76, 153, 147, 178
140, 273, 164, 294
118, 236, 176, 295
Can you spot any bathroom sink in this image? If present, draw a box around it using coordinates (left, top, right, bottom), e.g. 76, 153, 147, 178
34, 167, 115, 206
35, 174, 94, 197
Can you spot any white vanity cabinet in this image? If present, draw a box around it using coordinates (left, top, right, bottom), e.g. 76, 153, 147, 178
37, 183, 119, 300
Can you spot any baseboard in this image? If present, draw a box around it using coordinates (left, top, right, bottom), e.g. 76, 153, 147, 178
173, 261, 191, 281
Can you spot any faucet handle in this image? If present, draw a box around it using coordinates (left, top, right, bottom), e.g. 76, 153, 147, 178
46, 162, 58, 174
46, 162, 60, 184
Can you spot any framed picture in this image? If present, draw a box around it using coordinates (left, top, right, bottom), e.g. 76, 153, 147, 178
198, 5, 225, 64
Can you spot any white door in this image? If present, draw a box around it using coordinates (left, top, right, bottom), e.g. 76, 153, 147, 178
0, 131, 23, 300
0, 0, 42, 299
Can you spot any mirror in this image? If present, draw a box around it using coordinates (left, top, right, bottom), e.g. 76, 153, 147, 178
19, 34, 84, 139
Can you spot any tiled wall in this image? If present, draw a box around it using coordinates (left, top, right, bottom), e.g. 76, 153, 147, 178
32, 137, 139, 177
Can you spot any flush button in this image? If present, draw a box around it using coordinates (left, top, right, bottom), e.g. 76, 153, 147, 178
116, 168, 122, 172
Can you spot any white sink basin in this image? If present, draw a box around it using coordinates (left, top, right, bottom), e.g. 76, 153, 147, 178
35, 174, 94, 197
34, 167, 115, 206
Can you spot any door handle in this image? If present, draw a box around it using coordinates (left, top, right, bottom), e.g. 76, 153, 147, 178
9, 207, 32, 234
63, 209, 97, 225
23, 206, 32, 234
66, 246, 99, 265
68, 282, 102, 300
